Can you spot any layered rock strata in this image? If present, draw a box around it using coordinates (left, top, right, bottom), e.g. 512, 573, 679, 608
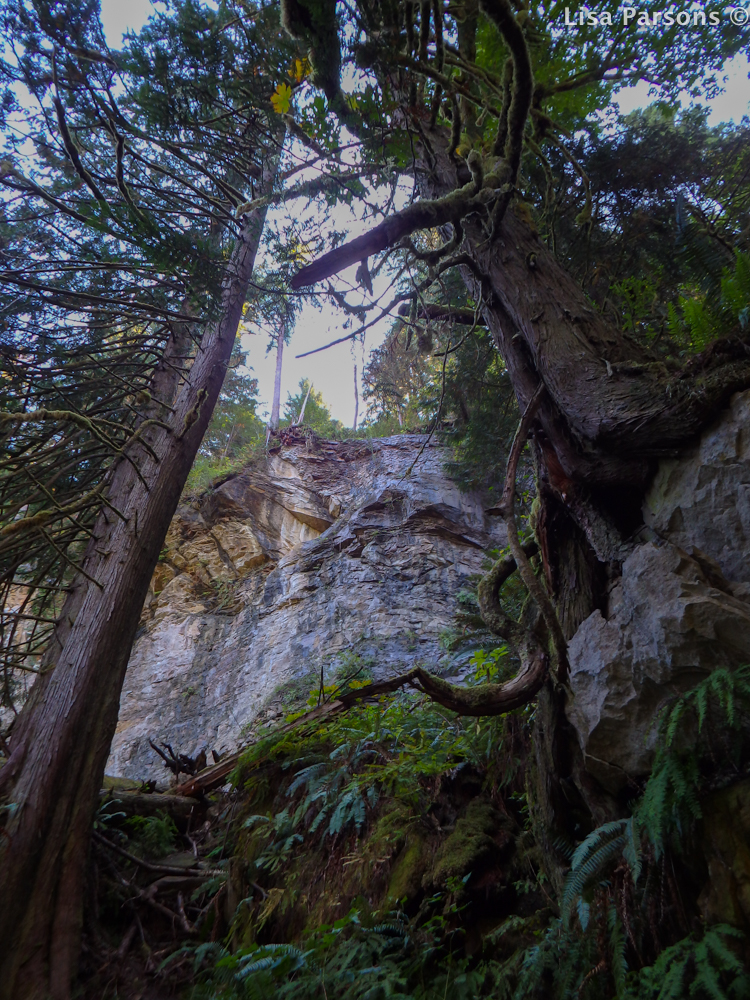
108, 433, 505, 782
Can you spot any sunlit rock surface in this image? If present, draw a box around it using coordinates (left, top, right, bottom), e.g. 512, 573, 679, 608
566, 390, 750, 792
108, 432, 505, 782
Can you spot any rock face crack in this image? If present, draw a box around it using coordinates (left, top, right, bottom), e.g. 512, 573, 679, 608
108, 434, 506, 782
566, 390, 750, 793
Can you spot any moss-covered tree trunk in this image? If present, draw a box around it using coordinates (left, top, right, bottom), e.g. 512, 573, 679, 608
0, 165, 275, 1000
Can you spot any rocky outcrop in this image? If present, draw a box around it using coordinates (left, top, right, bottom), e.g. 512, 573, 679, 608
108, 433, 505, 782
566, 390, 750, 792
566, 541, 750, 791
644, 389, 750, 586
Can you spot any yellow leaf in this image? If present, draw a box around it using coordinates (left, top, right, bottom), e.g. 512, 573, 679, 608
271, 82, 292, 114
288, 57, 311, 82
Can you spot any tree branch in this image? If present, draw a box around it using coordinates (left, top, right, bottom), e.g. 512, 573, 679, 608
290, 165, 492, 289
397, 303, 487, 325
476, 540, 538, 641
173, 658, 549, 798
478, 0, 533, 180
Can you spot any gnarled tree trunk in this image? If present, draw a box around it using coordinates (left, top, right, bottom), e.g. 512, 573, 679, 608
0, 161, 276, 1000
414, 126, 750, 870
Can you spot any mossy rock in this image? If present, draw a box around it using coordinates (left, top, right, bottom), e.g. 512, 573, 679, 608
427, 798, 505, 888
387, 833, 430, 903
698, 778, 750, 930
102, 775, 142, 792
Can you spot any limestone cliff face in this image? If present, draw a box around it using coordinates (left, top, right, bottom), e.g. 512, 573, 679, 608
566, 390, 750, 792
108, 433, 505, 781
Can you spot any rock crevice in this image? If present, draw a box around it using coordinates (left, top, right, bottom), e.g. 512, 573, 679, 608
566, 390, 750, 792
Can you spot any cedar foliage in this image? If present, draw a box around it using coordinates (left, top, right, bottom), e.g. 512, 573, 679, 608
0, 0, 291, 718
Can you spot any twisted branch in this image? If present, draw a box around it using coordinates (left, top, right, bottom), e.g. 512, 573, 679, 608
497, 384, 568, 677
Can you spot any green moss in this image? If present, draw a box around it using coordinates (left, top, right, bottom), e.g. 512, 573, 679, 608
387, 834, 429, 903
429, 799, 502, 887
370, 801, 412, 854
101, 775, 142, 792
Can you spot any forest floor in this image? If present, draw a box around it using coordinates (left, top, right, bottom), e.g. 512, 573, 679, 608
78, 664, 750, 999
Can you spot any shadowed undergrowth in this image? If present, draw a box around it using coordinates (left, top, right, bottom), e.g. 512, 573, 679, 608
82, 663, 750, 999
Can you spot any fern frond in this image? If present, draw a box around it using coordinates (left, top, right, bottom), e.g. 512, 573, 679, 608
328, 783, 367, 837
608, 905, 628, 1000
286, 761, 328, 797
563, 820, 629, 924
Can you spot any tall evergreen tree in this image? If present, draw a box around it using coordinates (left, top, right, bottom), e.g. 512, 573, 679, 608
0, 2, 292, 994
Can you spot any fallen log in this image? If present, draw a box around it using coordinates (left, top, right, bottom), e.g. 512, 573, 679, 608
99, 789, 200, 824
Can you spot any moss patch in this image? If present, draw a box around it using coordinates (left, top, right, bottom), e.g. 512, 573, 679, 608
387, 833, 430, 903
428, 798, 504, 887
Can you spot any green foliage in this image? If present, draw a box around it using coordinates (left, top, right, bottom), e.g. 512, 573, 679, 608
544, 666, 750, 998
625, 925, 749, 1000
668, 252, 750, 352
636, 665, 750, 856
182, 663, 750, 1000
561, 819, 637, 927
525, 108, 750, 360
558, 665, 750, 920
512, 915, 748, 1000
184, 902, 530, 1000
362, 309, 520, 493
185, 339, 267, 494
282, 379, 346, 438
0, 0, 291, 693
468, 646, 512, 684
125, 811, 179, 859
192, 902, 744, 1000
243, 811, 304, 875
236, 686, 514, 850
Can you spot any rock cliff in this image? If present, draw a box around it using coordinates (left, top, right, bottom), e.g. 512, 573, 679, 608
110, 394, 750, 794
108, 432, 505, 782
566, 390, 750, 792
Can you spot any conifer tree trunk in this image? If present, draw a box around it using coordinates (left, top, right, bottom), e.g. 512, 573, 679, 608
353, 363, 359, 431
270, 326, 285, 431
0, 163, 276, 1000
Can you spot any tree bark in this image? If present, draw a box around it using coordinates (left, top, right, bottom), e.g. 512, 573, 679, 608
409, 123, 750, 865
353, 363, 359, 431
0, 158, 277, 1000
270, 325, 285, 431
